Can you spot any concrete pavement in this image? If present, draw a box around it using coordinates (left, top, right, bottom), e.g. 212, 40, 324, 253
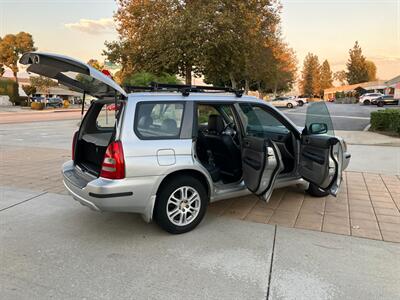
347, 145, 400, 175
1, 187, 400, 299
1, 188, 273, 300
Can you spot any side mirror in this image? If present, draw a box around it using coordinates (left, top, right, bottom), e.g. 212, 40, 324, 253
309, 123, 328, 134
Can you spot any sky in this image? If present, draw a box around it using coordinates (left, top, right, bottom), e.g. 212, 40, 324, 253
0, 0, 399, 80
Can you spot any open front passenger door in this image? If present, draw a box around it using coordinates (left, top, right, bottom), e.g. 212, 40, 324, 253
299, 102, 345, 196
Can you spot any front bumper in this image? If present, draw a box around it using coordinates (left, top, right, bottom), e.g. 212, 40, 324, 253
62, 160, 158, 222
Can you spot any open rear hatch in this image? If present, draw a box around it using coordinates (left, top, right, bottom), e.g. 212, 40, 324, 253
74, 100, 123, 177
19, 52, 127, 177
19, 52, 127, 98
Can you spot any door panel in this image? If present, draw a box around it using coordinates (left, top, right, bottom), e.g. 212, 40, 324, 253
299, 134, 341, 194
242, 137, 283, 200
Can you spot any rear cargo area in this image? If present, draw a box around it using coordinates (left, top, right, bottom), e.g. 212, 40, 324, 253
74, 100, 121, 177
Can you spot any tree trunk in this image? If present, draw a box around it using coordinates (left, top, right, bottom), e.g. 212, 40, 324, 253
229, 72, 237, 89
273, 80, 278, 98
244, 79, 250, 95
257, 82, 263, 99
185, 65, 192, 85
13, 71, 18, 85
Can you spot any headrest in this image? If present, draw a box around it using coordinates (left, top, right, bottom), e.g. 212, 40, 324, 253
161, 118, 178, 135
208, 114, 224, 133
138, 116, 153, 129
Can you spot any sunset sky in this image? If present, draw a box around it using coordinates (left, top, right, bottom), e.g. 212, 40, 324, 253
0, 0, 399, 80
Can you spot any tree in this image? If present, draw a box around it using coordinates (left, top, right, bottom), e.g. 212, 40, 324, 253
105, 0, 286, 90
267, 41, 297, 97
30, 76, 57, 97
346, 41, 369, 84
320, 59, 333, 94
334, 70, 347, 86
0, 64, 4, 77
124, 71, 181, 86
365, 60, 377, 81
300, 53, 321, 97
105, 0, 202, 85
22, 85, 37, 98
87, 59, 104, 71
202, 0, 281, 91
0, 32, 36, 84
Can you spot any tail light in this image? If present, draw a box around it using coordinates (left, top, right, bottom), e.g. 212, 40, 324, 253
100, 141, 125, 179
72, 131, 78, 161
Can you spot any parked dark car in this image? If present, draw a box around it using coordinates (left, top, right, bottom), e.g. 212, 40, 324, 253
376, 96, 399, 107
47, 97, 63, 108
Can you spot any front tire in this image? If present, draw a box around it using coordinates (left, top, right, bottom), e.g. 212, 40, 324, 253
377, 101, 384, 107
306, 182, 330, 197
298, 101, 304, 106
287, 103, 294, 109
363, 100, 370, 105
154, 176, 208, 234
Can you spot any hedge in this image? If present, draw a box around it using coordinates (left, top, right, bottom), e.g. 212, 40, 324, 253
0, 79, 19, 104
370, 109, 400, 135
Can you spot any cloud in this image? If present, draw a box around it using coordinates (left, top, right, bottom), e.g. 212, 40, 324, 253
65, 18, 115, 35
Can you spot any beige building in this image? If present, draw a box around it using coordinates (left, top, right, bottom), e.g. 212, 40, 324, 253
323, 80, 388, 100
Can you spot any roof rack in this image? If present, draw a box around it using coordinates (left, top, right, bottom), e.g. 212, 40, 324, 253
123, 82, 243, 97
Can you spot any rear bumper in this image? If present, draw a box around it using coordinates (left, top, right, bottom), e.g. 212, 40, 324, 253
62, 160, 158, 222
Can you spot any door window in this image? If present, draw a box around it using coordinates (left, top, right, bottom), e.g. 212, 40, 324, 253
237, 103, 288, 137
197, 105, 220, 126
305, 102, 334, 136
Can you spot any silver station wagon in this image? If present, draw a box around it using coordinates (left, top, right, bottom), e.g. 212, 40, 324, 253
20, 52, 351, 234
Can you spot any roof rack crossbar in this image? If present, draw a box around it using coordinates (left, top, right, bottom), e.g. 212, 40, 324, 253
123, 82, 243, 97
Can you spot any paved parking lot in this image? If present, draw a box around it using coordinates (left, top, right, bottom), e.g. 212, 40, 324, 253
278, 102, 385, 131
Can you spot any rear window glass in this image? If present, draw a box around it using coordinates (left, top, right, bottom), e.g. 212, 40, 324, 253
135, 102, 184, 139
96, 104, 119, 128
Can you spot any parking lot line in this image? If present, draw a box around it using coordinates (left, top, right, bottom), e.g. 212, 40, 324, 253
283, 112, 370, 120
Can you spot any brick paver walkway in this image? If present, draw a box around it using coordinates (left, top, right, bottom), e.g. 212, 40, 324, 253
1, 145, 399, 242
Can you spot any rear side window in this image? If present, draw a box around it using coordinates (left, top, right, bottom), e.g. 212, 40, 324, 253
135, 102, 184, 139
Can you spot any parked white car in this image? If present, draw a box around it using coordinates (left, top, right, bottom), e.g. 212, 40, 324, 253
359, 93, 384, 105
270, 97, 298, 108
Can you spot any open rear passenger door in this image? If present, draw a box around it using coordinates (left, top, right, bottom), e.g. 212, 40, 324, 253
299, 102, 345, 196
237, 103, 284, 202
242, 137, 283, 201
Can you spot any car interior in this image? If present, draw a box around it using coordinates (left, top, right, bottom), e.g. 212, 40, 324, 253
75, 100, 120, 176
195, 103, 296, 185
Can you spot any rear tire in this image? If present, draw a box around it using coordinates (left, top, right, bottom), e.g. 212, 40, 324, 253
306, 182, 330, 197
377, 101, 384, 107
363, 100, 370, 105
154, 176, 208, 234
287, 103, 293, 109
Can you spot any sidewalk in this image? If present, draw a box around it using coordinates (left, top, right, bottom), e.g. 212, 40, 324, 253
336, 130, 400, 146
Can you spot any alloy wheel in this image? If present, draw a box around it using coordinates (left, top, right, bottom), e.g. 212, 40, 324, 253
166, 186, 201, 226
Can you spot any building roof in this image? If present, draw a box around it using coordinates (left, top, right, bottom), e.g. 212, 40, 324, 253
36, 86, 83, 97
386, 75, 400, 87
324, 80, 389, 94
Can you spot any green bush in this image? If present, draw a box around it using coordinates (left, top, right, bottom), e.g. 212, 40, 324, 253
0, 79, 19, 104
370, 109, 400, 135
